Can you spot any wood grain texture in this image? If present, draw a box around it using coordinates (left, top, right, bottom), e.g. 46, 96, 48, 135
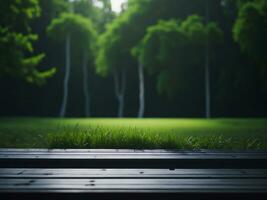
0, 149, 267, 199
1, 169, 267, 178
1, 149, 267, 168
0, 178, 267, 193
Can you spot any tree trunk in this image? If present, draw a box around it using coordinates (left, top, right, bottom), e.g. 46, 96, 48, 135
117, 94, 124, 118
205, 47, 211, 118
205, 0, 211, 118
82, 51, 90, 117
114, 68, 126, 118
138, 61, 145, 118
59, 33, 71, 117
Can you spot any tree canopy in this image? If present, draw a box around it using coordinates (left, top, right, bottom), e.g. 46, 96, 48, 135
133, 15, 222, 97
233, 0, 267, 89
48, 13, 94, 40
0, 0, 55, 84
233, 0, 267, 66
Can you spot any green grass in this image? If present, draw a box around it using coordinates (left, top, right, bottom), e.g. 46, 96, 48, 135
0, 118, 267, 150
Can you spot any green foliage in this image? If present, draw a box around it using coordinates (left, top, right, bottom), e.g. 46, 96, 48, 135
233, 0, 267, 89
134, 15, 222, 97
73, 0, 96, 18
38, 0, 69, 22
96, 11, 133, 76
72, 0, 115, 32
47, 12, 97, 55
0, 0, 55, 84
95, 0, 210, 78
22, 54, 56, 85
95, 0, 162, 77
233, 0, 267, 64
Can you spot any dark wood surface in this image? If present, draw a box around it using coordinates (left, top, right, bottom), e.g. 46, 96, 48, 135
0, 149, 267, 199
1, 178, 267, 193
1, 149, 267, 168
1, 168, 267, 178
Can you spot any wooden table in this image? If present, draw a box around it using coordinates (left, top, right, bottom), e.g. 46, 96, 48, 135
0, 149, 267, 199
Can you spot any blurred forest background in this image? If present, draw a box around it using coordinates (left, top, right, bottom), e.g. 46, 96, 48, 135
0, 0, 267, 118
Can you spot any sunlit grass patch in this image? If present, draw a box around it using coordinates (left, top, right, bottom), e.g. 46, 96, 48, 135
0, 118, 267, 149
45, 125, 267, 150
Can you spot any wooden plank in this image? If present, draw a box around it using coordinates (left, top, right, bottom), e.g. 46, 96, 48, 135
1, 149, 267, 168
1, 149, 267, 153
0, 169, 267, 179
0, 149, 185, 153
1, 149, 267, 156
1, 157, 266, 169
1, 148, 267, 158
2, 153, 267, 159
1, 192, 266, 200
0, 178, 267, 193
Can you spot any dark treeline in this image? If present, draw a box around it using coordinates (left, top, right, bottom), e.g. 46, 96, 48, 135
0, 0, 266, 118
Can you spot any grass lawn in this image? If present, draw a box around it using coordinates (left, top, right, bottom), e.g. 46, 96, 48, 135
0, 118, 267, 150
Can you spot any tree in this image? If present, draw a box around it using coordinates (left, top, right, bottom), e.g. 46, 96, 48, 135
96, 14, 132, 117
134, 16, 222, 107
96, 1, 154, 118
205, 0, 211, 118
134, 19, 189, 99
0, 0, 55, 84
47, 13, 96, 117
233, 0, 267, 86
104, 0, 208, 118
77, 17, 97, 117
199, 0, 221, 118
132, 45, 145, 118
